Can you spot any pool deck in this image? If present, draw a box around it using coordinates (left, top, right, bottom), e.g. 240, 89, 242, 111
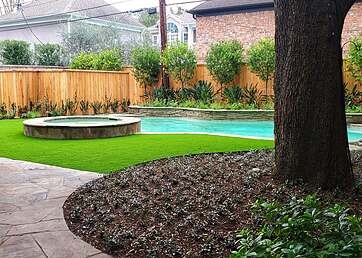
0, 158, 112, 258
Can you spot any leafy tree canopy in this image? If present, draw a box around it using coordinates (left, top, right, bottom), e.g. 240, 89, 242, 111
162, 42, 197, 88
348, 34, 362, 84
206, 40, 244, 87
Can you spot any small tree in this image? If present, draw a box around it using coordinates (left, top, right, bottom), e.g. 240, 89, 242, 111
162, 42, 197, 88
0, 40, 32, 65
347, 34, 362, 84
248, 38, 275, 97
35, 43, 66, 66
206, 40, 244, 92
62, 23, 122, 56
139, 11, 159, 27
131, 46, 161, 94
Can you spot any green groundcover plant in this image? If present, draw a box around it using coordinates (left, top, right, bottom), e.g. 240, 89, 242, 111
231, 195, 362, 258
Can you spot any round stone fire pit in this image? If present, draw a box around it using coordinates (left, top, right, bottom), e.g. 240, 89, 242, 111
23, 116, 141, 139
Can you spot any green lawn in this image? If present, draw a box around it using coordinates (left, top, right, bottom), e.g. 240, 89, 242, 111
0, 119, 274, 173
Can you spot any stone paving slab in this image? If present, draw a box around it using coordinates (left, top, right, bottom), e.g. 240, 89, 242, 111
0, 158, 113, 258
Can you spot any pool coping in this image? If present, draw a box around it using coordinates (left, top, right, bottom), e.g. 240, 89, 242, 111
139, 132, 362, 144
140, 131, 274, 141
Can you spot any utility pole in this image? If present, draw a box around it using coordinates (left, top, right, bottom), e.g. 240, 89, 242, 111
159, 0, 170, 88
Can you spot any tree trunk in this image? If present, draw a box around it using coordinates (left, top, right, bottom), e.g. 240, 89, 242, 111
274, 0, 355, 189
265, 77, 269, 99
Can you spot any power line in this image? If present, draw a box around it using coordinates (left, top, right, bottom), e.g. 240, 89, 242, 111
0, 7, 148, 33
0, 0, 58, 10
166, 0, 207, 7
2, 0, 133, 21
1, 0, 208, 15
0, 0, 209, 33
20, 5, 44, 44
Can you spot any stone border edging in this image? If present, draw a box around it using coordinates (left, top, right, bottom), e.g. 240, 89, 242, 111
128, 106, 362, 124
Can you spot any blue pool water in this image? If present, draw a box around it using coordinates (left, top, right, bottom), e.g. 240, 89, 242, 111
141, 117, 362, 141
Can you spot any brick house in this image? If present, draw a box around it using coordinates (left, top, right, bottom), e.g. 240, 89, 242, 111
188, 0, 362, 62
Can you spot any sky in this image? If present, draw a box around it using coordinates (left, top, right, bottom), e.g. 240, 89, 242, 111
106, 0, 204, 12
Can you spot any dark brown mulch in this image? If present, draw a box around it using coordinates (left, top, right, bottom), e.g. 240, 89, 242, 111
63, 150, 362, 258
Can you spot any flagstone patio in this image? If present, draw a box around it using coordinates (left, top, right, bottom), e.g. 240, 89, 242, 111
0, 158, 112, 258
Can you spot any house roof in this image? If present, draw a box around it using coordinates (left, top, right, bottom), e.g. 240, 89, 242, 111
172, 12, 195, 24
188, 0, 274, 15
0, 0, 144, 28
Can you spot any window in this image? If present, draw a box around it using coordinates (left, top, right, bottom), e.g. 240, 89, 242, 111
167, 22, 178, 33
167, 22, 179, 44
168, 34, 178, 44
152, 35, 158, 45
193, 28, 196, 43
183, 32, 188, 43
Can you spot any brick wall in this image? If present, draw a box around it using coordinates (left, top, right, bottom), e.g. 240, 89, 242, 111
195, 2, 362, 62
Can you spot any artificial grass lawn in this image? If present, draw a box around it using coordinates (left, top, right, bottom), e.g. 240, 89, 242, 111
0, 119, 274, 173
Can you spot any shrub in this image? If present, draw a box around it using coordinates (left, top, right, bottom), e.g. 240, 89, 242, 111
344, 83, 362, 108
151, 87, 175, 102
92, 49, 123, 71
192, 80, 214, 104
91, 101, 103, 114
248, 38, 275, 97
206, 40, 244, 91
224, 85, 243, 104
110, 99, 120, 113
34, 43, 66, 66
231, 195, 362, 258
80, 100, 90, 114
69, 52, 96, 70
244, 84, 263, 108
0, 40, 32, 65
17, 104, 29, 117
59, 101, 67, 116
103, 96, 112, 113
21, 111, 41, 119
6, 103, 17, 119
120, 99, 130, 112
175, 87, 194, 103
162, 42, 197, 88
0, 103, 7, 118
64, 95, 78, 115
347, 34, 362, 84
131, 46, 161, 92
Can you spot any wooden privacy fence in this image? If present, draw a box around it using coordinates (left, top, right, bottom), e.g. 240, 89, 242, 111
0, 64, 358, 107
0, 68, 144, 107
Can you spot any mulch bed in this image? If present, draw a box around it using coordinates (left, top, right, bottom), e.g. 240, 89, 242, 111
63, 150, 362, 258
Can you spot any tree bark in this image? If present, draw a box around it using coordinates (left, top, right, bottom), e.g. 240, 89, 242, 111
274, 0, 355, 189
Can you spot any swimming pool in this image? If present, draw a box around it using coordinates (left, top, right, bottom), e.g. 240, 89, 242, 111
141, 117, 362, 141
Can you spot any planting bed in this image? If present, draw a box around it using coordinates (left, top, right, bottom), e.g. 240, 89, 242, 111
64, 150, 362, 258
